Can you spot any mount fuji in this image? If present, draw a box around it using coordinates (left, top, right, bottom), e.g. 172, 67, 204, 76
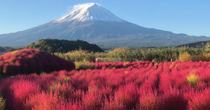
0, 3, 210, 48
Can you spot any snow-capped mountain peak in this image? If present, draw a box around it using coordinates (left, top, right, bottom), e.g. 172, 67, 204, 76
54, 3, 124, 22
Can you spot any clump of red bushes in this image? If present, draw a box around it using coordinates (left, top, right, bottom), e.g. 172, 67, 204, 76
0, 48, 75, 76
1, 61, 210, 109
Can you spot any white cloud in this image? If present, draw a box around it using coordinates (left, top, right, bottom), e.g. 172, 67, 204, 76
72, 3, 101, 11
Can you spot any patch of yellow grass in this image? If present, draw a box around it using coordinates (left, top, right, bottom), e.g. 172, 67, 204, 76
187, 74, 199, 86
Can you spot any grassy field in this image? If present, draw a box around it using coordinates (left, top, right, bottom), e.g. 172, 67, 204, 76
55, 47, 209, 63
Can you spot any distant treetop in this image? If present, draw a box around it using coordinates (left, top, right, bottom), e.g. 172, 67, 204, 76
176, 41, 210, 48
25, 39, 104, 53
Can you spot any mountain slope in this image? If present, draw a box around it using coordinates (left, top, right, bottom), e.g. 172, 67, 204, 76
0, 3, 210, 48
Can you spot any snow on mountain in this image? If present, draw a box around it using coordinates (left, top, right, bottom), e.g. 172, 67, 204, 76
53, 3, 124, 23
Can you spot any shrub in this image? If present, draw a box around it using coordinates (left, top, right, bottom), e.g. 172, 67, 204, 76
191, 54, 205, 61
188, 89, 210, 110
114, 84, 138, 109
139, 91, 159, 110
102, 96, 126, 110
57, 101, 84, 110
7, 79, 40, 110
0, 97, 5, 110
49, 82, 74, 100
179, 52, 191, 62
0, 48, 75, 76
107, 47, 135, 62
75, 62, 95, 70
187, 74, 199, 87
203, 53, 210, 61
25, 91, 60, 110
159, 89, 187, 110
82, 92, 102, 110
55, 49, 96, 62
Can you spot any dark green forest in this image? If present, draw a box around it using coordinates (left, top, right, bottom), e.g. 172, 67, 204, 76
25, 39, 104, 53
0, 47, 6, 52
176, 41, 210, 48
0, 46, 14, 53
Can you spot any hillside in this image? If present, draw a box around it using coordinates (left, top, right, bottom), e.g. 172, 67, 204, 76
25, 39, 104, 53
0, 46, 6, 53
176, 41, 210, 48
0, 46, 14, 53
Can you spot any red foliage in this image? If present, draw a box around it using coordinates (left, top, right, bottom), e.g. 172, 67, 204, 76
82, 92, 102, 110
114, 83, 138, 109
0, 61, 210, 109
0, 48, 75, 76
102, 95, 126, 110
188, 89, 210, 110
24, 91, 61, 110
139, 90, 159, 110
10, 79, 40, 110
159, 88, 187, 110
57, 100, 84, 110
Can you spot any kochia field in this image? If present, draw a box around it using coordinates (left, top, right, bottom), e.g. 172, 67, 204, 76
1, 61, 210, 110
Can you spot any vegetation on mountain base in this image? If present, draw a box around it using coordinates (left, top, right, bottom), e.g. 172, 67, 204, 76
26, 39, 104, 53
0, 46, 14, 53
55, 47, 208, 63
176, 41, 210, 48
0, 47, 6, 53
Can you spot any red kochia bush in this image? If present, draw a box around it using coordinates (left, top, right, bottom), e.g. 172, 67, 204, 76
0, 48, 75, 76
7, 79, 40, 110
2, 61, 210, 110
188, 89, 210, 110
159, 88, 187, 110
24, 91, 60, 110
114, 83, 138, 109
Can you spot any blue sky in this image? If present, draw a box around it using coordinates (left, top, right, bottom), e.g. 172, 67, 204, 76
0, 0, 210, 36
